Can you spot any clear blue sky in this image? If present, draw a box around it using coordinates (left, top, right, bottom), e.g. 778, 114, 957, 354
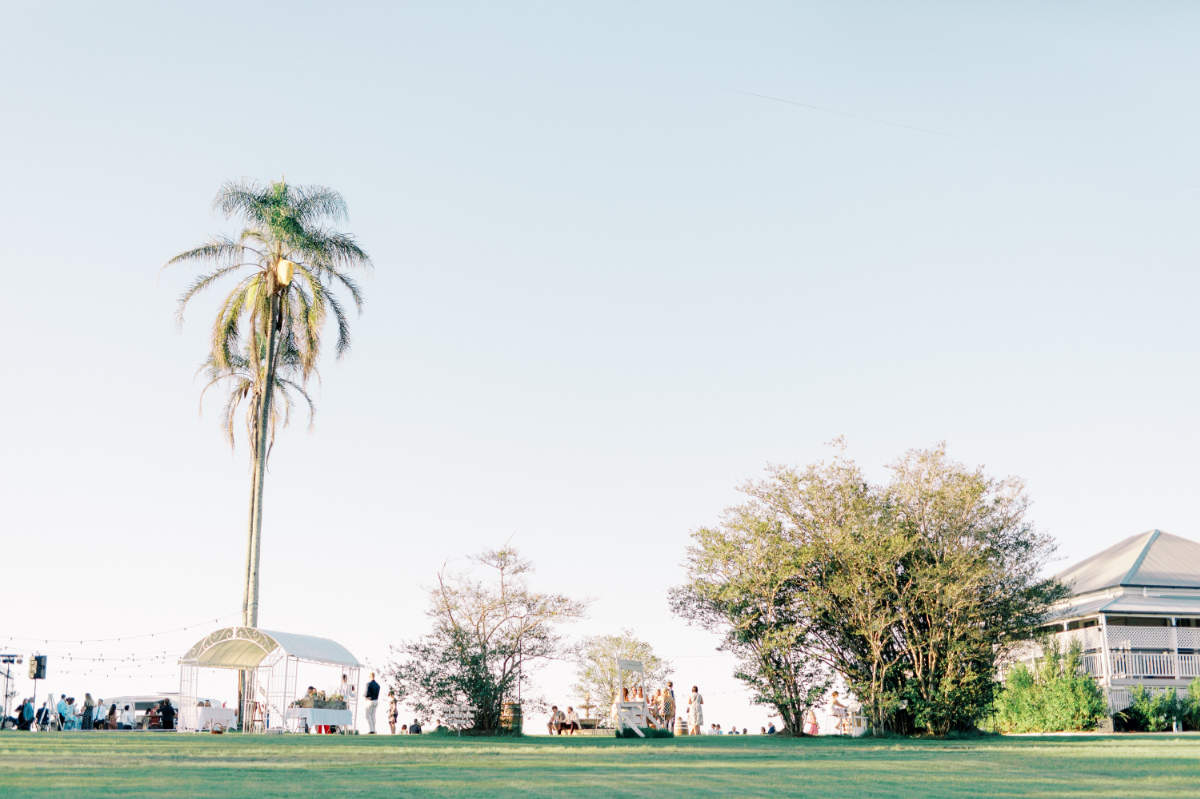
2, 1, 1199, 730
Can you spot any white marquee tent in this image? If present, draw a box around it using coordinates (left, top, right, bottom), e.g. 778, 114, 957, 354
178, 626, 360, 733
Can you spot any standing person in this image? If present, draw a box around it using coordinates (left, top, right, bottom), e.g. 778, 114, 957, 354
18, 698, 34, 731
663, 682, 676, 734
687, 686, 703, 735
93, 698, 106, 730
338, 674, 355, 705
387, 692, 398, 735
119, 704, 134, 730
363, 672, 381, 734
55, 695, 68, 730
81, 694, 95, 730
106, 704, 118, 730
159, 699, 176, 730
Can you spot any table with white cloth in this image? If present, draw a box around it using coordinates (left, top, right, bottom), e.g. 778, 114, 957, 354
195, 707, 236, 731
285, 707, 352, 732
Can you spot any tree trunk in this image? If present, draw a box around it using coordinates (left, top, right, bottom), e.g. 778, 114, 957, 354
238, 289, 282, 729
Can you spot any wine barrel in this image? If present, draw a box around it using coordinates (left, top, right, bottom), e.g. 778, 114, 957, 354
499, 703, 523, 733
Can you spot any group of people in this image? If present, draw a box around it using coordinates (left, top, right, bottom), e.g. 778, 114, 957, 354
600, 681, 708, 735
360, 669, 427, 736
546, 705, 582, 734
8, 695, 142, 731
706, 724, 751, 735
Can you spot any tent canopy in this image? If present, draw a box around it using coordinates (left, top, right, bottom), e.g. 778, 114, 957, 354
180, 626, 359, 669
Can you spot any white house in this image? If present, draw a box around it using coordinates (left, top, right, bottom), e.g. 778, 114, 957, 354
1020, 529, 1200, 710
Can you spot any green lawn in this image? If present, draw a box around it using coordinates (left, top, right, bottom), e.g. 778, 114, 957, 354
1, 731, 1198, 798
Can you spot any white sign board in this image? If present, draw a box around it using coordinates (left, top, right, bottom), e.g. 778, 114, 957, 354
444, 703, 475, 733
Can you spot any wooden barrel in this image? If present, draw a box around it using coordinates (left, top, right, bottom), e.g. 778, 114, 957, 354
499, 703, 523, 733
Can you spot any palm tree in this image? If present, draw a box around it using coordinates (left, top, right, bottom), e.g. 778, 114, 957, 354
169, 179, 370, 630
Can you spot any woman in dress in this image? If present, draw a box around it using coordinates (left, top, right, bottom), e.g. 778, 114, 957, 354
107, 704, 118, 730
803, 707, 819, 736
81, 694, 95, 730
387, 692, 398, 735
687, 686, 703, 735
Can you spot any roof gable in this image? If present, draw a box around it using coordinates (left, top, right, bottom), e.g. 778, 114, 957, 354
1057, 530, 1200, 594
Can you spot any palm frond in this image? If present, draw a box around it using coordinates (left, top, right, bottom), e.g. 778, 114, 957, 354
176, 262, 256, 323
213, 180, 271, 227
323, 288, 352, 357
165, 236, 244, 268
277, 377, 316, 430
292, 185, 348, 225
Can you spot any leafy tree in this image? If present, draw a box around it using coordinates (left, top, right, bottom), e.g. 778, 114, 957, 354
671, 510, 833, 734
387, 548, 586, 732
572, 631, 671, 717
994, 640, 1107, 732
883, 447, 1066, 734
674, 444, 1065, 735
168, 178, 370, 628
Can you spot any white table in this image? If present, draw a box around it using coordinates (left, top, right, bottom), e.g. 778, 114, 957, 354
285, 707, 352, 732
195, 707, 236, 731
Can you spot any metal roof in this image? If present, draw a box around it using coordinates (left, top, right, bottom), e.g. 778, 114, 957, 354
1056, 530, 1200, 594
1048, 594, 1200, 622
179, 627, 360, 669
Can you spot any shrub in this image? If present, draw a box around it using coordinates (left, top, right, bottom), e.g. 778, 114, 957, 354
615, 727, 674, 739
1119, 685, 1181, 732
994, 640, 1106, 733
1184, 678, 1200, 731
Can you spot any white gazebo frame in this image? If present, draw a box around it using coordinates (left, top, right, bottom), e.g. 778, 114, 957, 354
614, 658, 648, 737
178, 626, 360, 733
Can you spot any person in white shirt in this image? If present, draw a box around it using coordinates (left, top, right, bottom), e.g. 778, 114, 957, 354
338, 674, 355, 704
119, 704, 134, 730
563, 706, 580, 735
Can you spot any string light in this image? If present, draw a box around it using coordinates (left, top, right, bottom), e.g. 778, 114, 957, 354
2, 612, 241, 645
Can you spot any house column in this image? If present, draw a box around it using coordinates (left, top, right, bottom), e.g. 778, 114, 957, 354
1170, 618, 1180, 680
1097, 614, 1112, 689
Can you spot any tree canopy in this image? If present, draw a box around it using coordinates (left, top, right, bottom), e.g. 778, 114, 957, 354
674, 444, 1066, 735
387, 548, 587, 732
572, 631, 671, 716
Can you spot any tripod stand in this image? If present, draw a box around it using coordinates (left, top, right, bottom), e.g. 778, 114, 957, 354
0, 654, 22, 729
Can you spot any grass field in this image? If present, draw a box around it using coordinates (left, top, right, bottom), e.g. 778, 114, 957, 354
2, 731, 1199, 798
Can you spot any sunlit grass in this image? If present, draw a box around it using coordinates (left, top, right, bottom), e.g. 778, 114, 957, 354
1, 731, 1197, 797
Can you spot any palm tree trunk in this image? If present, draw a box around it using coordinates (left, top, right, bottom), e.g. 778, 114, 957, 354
238, 289, 282, 729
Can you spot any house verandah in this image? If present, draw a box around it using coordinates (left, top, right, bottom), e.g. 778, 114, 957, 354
1012, 529, 1200, 712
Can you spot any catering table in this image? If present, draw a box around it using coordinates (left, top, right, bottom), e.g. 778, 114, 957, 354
285, 707, 352, 732
195, 707, 236, 731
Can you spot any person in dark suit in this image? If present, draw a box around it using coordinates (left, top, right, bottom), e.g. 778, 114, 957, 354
364, 673, 381, 734
159, 699, 176, 730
